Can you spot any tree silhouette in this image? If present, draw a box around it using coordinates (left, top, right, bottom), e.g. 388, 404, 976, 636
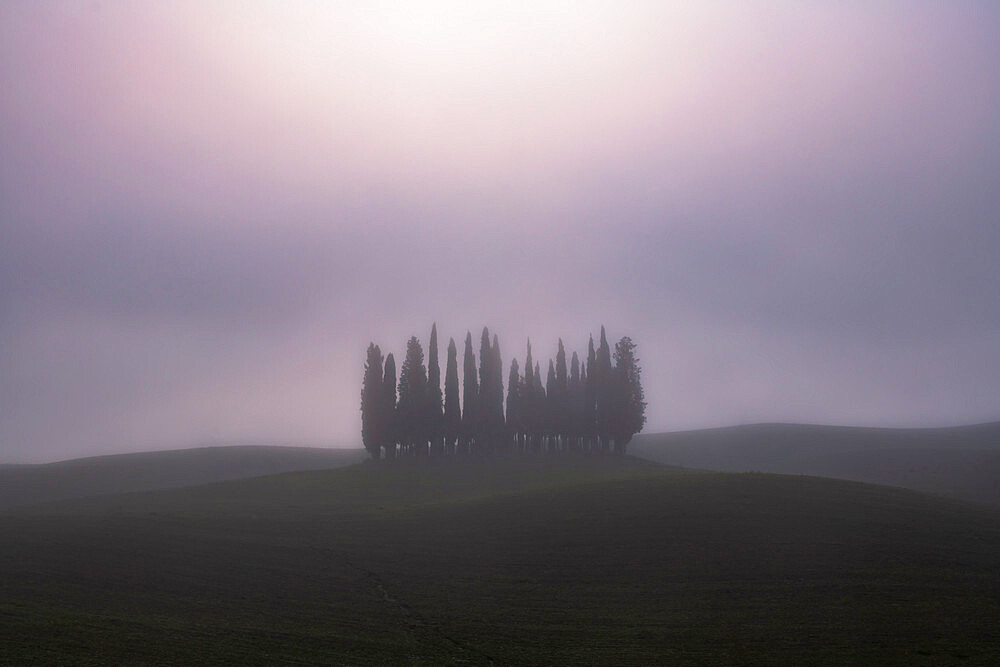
461, 332, 478, 454
489, 334, 505, 452
361, 343, 383, 460
506, 357, 521, 452
545, 360, 557, 452
471, 329, 504, 453
595, 326, 614, 453
568, 351, 582, 451
444, 337, 461, 456
361, 325, 645, 461
381, 353, 397, 459
397, 336, 427, 457
426, 323, 443, 456
584, 335, 597, 451
522, 340, 536, 453
612, 336, 647, 453
554, 339, 568, 450
532, 361, 544, 452
478, 328, 490, 447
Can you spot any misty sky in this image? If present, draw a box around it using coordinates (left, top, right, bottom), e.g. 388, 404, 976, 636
2, 2, 999, 462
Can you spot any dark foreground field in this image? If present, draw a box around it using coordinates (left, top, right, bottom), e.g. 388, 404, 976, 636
2, 455, 1000, 664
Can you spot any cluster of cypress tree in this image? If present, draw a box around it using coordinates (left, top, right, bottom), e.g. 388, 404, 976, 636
361, 324, 646, 460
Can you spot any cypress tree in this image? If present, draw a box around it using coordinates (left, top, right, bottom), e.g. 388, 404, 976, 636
490, 334, 504, 451
555, 338, 568, 449
426, 323, 443, 456
595, 325, 614, 452
579, 361, 588, 451
545, 360, 557, 451
568, 351, 582, 450
533, 361, 544, 452
478, 327, 492, 451
612, 336, 647, 453
444, 337, 461, 456
361, 343, 384, 460
462, 332, 478, 454
523, 340, 535, 452
506, 357, 521, 452
382, 353, 397, 459
397, 336, 427, 456
584, 335, 597, 450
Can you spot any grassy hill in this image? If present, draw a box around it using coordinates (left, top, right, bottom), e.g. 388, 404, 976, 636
2, 454, 999, 664
0, 445, 366, 509
631, 422, 1000, 504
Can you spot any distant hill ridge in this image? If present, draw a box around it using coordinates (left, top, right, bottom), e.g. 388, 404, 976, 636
632, 420, 1000, 504
0, 445, 365, 510
4, 420, 999, 510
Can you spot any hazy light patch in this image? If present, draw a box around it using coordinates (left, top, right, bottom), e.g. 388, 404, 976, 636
1, 2, 999, 460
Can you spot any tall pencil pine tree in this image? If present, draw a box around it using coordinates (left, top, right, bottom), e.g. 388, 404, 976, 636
426, 323, 443, 456
381, 353, 397, 459
545, 360, 557, 451
568, 350, 582, 450
554, 338, 568, 448
533, 362, 544, 452
612, 336, 646, 453
584, 335, 597, 450
444, 337, 461, 455
523, 340, 535, 452
397, 336, 427, 456
490, 334, 504, 451
478, 327, 492, 451
506, 357, 520, 452
595, 326, 614, 452
361, 343, 383, 460
462, 332, 478, 454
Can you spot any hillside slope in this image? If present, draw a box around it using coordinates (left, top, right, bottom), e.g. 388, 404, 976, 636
631, 422, 1000, 504
0, 445, 366, 509
2, 455, 999, 664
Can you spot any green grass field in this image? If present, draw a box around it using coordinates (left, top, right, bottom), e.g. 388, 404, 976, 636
2, 454, 1000, 664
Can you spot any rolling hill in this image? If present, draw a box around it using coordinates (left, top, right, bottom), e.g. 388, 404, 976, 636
0, 445, 366, 509
631, 421, 1000, 504
2, 454, 999, 664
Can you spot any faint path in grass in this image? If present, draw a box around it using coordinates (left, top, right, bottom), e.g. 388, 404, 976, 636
311, 545, 497, 665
